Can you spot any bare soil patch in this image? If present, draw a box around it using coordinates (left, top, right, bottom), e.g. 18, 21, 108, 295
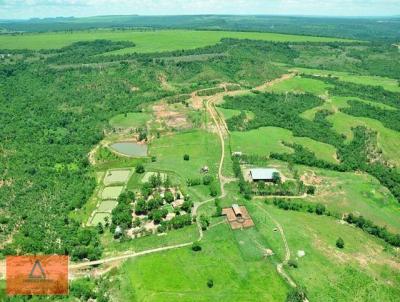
153, 103, 190, 129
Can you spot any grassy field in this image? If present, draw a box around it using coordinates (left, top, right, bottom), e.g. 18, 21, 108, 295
109, 112, 152, 129
101, 186, 124, 200
294, 67, 400, 92
299, 166, 400, 233
115, 223, 289, 302
300, 96, 400, 166
91, 212, 111, 226
247, 202, 400, 302
98, 200, 118, 212
0, 29, 353, 54
230, 126, 338, 164
103, 169, 132, 185
102, 224, 199, 256
263, 76, 333, 95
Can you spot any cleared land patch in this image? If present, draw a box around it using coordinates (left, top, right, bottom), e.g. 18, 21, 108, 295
300, 96, 400, 166
247, 202, 400, 302
98, 200, 118, 213
230, 127, 338, 164
109, 112, 151, 129
0, 29, 353, 54
91, 212, 111, 226
103, 169, 132, 186
101, 186, 124, 200
294, 67, 400, 93
299, 167, 400, 232
116, 223, 289, 302
263, 76, 333, 95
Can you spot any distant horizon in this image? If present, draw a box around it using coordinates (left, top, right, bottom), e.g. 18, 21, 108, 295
1, 13, 400, 22
1, 0, 399, 20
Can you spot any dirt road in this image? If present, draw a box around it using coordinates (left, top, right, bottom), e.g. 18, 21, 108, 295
71, 73, 295, 275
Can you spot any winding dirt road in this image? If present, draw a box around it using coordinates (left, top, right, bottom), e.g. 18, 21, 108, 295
71, 74, 298, 281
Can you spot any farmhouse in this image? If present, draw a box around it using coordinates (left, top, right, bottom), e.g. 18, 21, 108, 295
249, 168, 279, 182
222, 204, 254, 230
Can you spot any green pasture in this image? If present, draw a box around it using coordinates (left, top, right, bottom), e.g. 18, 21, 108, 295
147, 130, 220, 200
101, 186, 124, 200
263, 76, 333, 95
103, 169, 132, 185
216, 107, 241, 120
109, 112, 151, 129
102, 224, 199, 256
98, 200, 118, 213
300, 95, 397, 121
116, 223, 288, 302
230, 127, 338, 164
300, 96, 400, 166
294, 67, 400, 92
330, 112, 400, 166
299, 166, 400, 232
247, 202, 400, 302
0, 29, 352, 54
91, 212, 111, 226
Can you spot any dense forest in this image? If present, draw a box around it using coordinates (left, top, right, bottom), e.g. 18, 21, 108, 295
1, 15, 400, 41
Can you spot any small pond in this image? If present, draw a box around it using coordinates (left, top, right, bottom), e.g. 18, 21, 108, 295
110, 142, 148, 157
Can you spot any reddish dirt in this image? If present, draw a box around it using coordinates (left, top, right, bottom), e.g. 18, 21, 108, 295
153, 103, 189, 128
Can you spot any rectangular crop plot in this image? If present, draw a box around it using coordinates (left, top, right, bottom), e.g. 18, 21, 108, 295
98, 200, 118, 212
101, 186, 124, 200
91, 212, 111, 226
103, 169, 132, 186
141, 172, 167, 183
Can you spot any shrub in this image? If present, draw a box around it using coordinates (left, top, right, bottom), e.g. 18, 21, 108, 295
207, 279, 214, 288
315, 203, 326, 215
306, 185, 316, 195
135, 164, 145, 174
183, 154, 190, 161
164, 191, 175, 203
336, 237, 345, 249
203, 175, 213, 185
192, 241, 202, 252
209, 182, 219, 197
286, 288, 307, 302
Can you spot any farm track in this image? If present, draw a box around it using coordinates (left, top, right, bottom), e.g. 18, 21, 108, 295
70, 74, 297, 281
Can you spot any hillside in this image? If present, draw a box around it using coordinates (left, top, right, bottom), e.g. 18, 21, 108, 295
0, 18, 399, 302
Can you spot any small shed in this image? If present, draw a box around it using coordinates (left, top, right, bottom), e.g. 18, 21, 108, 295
250, 168, 279, 182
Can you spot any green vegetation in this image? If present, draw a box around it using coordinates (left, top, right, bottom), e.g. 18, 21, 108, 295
109, 112, 151, 129
295, 67, 400, 92
248, 203, 400, 301
264, 76, 333, 95
0, 29, 352, 53
230, 127, 338, 164
1, 19, 400, 302
115, 223, 289, 302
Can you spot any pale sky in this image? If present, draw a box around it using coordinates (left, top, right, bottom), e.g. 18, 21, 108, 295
0, 0, 399, 19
